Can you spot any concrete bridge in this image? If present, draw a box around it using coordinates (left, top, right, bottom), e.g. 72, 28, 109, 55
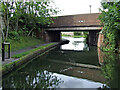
37, 13, 102, 45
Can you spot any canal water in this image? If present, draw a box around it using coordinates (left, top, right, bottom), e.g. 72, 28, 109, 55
2, 37, 120, 89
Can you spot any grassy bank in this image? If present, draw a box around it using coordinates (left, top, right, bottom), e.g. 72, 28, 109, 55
73, 35, 87, 38
7, 37, 44, 51
62, 34, 73, 37
62, 34, 87, 38
2, 43, 58, 76
12, 43, 56, 58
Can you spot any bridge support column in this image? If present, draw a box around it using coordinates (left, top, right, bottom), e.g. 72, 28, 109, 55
45, 31, 61, 42
88, 31, 99, 46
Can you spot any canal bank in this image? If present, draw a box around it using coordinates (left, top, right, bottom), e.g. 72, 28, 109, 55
2, 41, 68, 76
2, 37, 107, 89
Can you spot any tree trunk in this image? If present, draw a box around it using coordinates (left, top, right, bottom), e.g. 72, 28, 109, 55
27, 28, 34, 37
16, 18, 19, 31
5, 3, 9, 41
5, 16, 9, 41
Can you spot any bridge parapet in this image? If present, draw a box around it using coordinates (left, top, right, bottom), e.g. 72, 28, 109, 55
50, 13, 101, 28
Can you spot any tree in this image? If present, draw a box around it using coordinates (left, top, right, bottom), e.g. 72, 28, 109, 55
1, 1, 10, 42
0, 1, 3, 45
99, 1, 120, 52
1, 1, 58, 41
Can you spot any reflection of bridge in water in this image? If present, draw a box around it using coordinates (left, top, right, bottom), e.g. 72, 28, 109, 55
61, 37, 88, 51
37, 13, 102, 46
48, 59, 106, 83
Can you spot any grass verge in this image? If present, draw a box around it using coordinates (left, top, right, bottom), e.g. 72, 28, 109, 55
62, 34, 87, 38
7, 37, 44, 51
62, 34, 73, 37
12, 43, 56, 58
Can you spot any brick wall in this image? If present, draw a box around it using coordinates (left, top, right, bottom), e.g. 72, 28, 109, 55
98, 33, 120, 53
97, 33, 104, 48
51, 13, 101, 27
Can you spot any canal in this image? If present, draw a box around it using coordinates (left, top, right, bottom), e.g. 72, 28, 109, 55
2, 37, 120, 89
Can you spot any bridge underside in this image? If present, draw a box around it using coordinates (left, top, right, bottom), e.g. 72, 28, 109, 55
43, 26, 102, 46
45, 26, 102, 31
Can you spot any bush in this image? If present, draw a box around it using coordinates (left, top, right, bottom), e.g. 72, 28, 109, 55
8, 31, 20, 41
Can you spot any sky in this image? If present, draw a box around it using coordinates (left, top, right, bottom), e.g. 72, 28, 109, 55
52, 0, 102, 16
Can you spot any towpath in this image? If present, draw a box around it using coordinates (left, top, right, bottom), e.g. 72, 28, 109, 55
2, 43, 52, 65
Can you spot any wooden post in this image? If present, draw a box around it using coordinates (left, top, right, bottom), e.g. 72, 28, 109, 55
2, 42, 5, 61
4, 42, 10, 59
2, 42, 10, 61
8, 43, 10, 58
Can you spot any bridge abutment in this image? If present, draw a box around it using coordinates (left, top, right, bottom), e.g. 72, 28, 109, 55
45, 31, 61, 42
36, 28, 100, 46
88, 31, 99, 46
35, 29, 61, 42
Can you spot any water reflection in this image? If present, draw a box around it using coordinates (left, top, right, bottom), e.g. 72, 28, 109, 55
2, 57, 63, 89
2, 55, 105, 89
53, 73, 103, 88
2, 37, 109, 89
61, 37, 89, 51
2, 54, 105, 89
48, 46, 99, 66
98, 48, 120, 89
3, 71, 63, 88
48, 59, 105, 83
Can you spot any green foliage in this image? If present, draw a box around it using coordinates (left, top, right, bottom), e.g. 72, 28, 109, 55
74, 32, 88, 38
74, 32, 82, 36
8, 31, 20, 41
1, 1, 58, 41
62, 34, 72, 37
62, 32, 88, 38
99, 2, 120, 52
101, 52, 120, 88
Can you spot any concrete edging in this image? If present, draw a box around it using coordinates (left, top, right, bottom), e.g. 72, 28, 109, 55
2, 43, 59, 76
